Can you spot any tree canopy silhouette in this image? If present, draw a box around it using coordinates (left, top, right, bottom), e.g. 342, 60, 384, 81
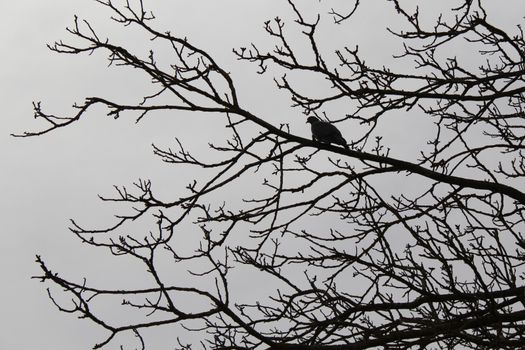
20, 0, 525, 348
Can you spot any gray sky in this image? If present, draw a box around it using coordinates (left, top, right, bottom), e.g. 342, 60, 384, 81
3, 1, 525, 349
1, 2, 291, 348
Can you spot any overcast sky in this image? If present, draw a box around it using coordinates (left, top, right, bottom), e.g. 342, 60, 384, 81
3, 1, 525, 349
1, 1, 289, 348
1, 2, 295, 348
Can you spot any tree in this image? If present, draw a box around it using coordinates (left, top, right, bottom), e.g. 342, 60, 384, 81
19, 0, 525, 348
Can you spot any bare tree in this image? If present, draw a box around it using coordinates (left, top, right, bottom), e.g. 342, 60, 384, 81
19, 0, 525, 348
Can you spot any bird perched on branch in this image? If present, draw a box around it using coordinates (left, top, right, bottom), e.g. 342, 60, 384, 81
307, 116, 348, 149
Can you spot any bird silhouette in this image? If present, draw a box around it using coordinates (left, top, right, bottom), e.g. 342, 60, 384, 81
307, 116, 348, 149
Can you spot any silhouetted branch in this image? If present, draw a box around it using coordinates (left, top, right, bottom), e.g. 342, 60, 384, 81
25, 0, 525, 349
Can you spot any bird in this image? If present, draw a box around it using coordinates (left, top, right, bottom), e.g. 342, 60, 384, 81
307, 116, 348, 149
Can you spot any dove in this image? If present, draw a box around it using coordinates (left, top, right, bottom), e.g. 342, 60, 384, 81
307, 116, 348, 149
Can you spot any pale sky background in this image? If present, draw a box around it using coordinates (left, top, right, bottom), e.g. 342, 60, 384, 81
2, 1, 525, 349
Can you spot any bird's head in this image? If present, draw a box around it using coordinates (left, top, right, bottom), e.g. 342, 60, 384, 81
306, 116, 320, 124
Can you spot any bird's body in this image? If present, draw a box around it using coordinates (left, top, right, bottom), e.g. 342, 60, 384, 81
307, 116, 348, 149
